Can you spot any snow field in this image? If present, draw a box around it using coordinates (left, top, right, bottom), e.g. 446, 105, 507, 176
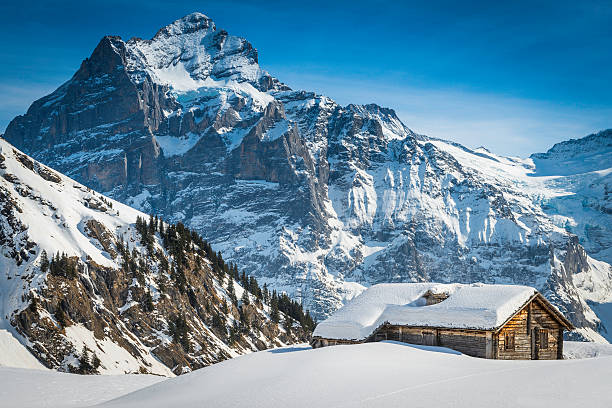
101, 341, 612, 408
2, 341, 612, 407
0, 367, 164, 408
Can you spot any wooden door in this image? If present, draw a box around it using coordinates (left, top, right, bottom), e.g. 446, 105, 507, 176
531, 328, 539, 360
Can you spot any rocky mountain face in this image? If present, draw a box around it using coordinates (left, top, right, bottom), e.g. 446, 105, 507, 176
0, 139, 308, 375
4, 12, 612, 342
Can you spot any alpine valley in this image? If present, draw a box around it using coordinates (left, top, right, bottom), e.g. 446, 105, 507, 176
3, 12, 612, 345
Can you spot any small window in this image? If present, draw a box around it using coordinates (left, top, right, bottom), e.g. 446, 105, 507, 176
504, 331, 515, 351
540, 329, 548, 349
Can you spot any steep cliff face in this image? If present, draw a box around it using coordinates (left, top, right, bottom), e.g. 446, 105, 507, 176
0, 140, 309, 376
4, 13, 612, 341
529, 129, 612, 266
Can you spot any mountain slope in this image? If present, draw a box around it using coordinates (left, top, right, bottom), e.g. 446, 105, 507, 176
0, 138, 308, 375
3, 12, 611, 341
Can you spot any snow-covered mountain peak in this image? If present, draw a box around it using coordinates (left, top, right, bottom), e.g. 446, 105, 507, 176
331, 103, 417, 147
152, 12, 215, 39
51, 11, 280, 99
532, 129, 612, 160
474, 146, 491, 154
126, 19, 262, 91
529, 129, 612, 176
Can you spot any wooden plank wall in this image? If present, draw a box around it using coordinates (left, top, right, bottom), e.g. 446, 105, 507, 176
439, 329, 488, 358
497, 307, 532, 359
531, 299, 561, 360
376, 326, 489, 358
497, 299, 562, 360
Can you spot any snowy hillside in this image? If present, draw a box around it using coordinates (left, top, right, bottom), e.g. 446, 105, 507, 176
0, 138, 309, 375
0, 342, 594, 408
3, 12, 612, 341
4, 342, 612, 407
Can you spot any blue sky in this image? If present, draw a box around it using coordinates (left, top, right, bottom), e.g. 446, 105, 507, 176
1, 0, 610, 156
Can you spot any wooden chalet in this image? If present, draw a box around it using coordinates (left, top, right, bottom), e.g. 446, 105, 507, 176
311, 283, 574, 360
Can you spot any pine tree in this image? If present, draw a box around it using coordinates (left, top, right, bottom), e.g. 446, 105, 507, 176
171, 266, 187, 293
143, 291, 154, 312
91, 353, 101, 370
212, 312, 225, 334
40, 250, 49, 272
159, 253, 169, 273
283, 316, 292, 336
157, 274, 167, 294
249, 276, 259, 297
239, 306, 250, 330
228, 321, 240, 345
79, 346, 92, 374
136, 258, 146, 286
301, 310, 316, 332
67, 254, 77, 279
169, 314, 190, 352
135, 216, 144, 235
116, 235, 125, 254
49, 252, 78, 279
55, 307, 67, 327
240, 271, 248, 290
227, 276, 237, 305
148, 214, 156, 234
241, 288, 250, 306
270, 297, 280, 324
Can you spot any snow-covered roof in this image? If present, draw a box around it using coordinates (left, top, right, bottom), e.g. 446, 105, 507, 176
313, 283, 540, 340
